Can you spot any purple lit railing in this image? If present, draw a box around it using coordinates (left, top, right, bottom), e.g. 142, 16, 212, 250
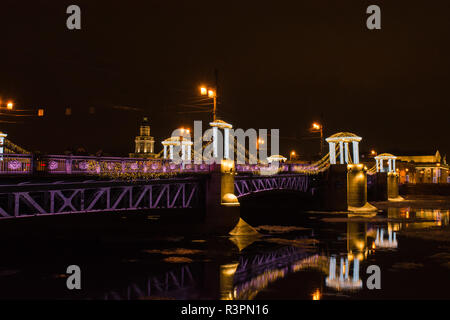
0, 154, 213, 175
0, 154, 33, 174
0, 153, 319, 175
43, 155, 211, 175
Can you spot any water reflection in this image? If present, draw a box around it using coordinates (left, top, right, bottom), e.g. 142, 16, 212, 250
326, 255, 362, 291
86, 208, 450, 300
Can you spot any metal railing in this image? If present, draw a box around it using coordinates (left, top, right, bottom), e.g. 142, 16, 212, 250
0, 154, 33, 174
0, 153, 326, 176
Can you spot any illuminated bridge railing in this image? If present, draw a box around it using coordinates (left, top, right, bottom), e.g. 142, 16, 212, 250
234, 174, 310, 198
0, 154, 212, 175
0, 154, 32, 174
0, 153, 326, 176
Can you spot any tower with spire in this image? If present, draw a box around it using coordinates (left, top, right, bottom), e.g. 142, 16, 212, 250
129, 117, 155, 158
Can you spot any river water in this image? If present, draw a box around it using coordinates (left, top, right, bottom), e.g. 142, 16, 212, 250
0, 200, 449, 300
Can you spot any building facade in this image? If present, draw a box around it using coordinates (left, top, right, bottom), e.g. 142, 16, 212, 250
396, 150, 449, 184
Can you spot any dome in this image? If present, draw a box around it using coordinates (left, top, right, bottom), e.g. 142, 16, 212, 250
326, 132, 362, 142
209, 119, 233, 129
329, 132, 359, 138
267, 155, 287, 162
375, 153, 397, 159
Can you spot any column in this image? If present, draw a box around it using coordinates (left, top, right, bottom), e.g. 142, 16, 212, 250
187, 144, 192, 161
181, 144, 186, 161
376, 159, 379, 172
392, 159, 396, 172
339, 141, 344, 164
163, 145, 167, 159
379, 159, 383, 172
169, 145, 174, 160
339, 257, 344, 281
224, 128, 230, 160
388, 159, 392, 172
213, 126, 218, 158
352, 141, 359, 164
329, 142, 336, 164
344, 142, 349, 164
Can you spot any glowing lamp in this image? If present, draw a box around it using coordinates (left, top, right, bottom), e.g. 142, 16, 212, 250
6, 101, 13, 110
200, 87, 207, 96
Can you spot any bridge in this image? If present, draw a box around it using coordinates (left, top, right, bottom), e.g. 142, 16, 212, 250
0, 129, 401, 234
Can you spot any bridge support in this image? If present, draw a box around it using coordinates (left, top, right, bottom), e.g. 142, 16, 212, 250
204, 160, 241, 234
387, 172, 402, 200
374, 153, 404, 201
321, 164, 377, 212
347, 164, 377, 212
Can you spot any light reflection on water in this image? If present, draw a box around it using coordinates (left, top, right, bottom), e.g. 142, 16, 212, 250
0, 207, 448, 300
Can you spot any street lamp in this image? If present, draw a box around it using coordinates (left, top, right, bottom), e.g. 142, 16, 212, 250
200, 86, 217, 122
290, 150, 296, 161
310, 122, 323, 156
6, 101, 14, 110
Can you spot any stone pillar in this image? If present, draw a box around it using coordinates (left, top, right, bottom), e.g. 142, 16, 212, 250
387, 173, 399, 199
379, 159, 383, 172
388, 159, 392, 172
339, 141, 344, 164
163, 145, 167, 159
204, 160, 241, 234
181, 144, 186, 161
224, 128, 230, 160
347, 165, 367, 208
187, 144, 192, 161
352, 141, 359, 164
213, 126, 218, 159
329, 142, 336, 164
344, 142, 349, 164
0, 132, 7, 160
169, 145, 174, 160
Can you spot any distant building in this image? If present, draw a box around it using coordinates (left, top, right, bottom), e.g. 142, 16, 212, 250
129, 117, 156, 158
396, 150, 449, 183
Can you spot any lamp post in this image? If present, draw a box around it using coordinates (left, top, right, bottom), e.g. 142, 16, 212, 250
290, 150, 296, 161
310, 122, 323, 156
200, 86, 217, 122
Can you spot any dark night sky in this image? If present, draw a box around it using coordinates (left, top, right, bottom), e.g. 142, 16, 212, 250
0, 0, 449, 158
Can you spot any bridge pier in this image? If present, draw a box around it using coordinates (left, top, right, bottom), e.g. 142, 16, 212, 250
373, 153, 404, 201
322, 164, 377, 212
204, 160, 241, 234
347, 164, 377, 212
387, 172, 401, 200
